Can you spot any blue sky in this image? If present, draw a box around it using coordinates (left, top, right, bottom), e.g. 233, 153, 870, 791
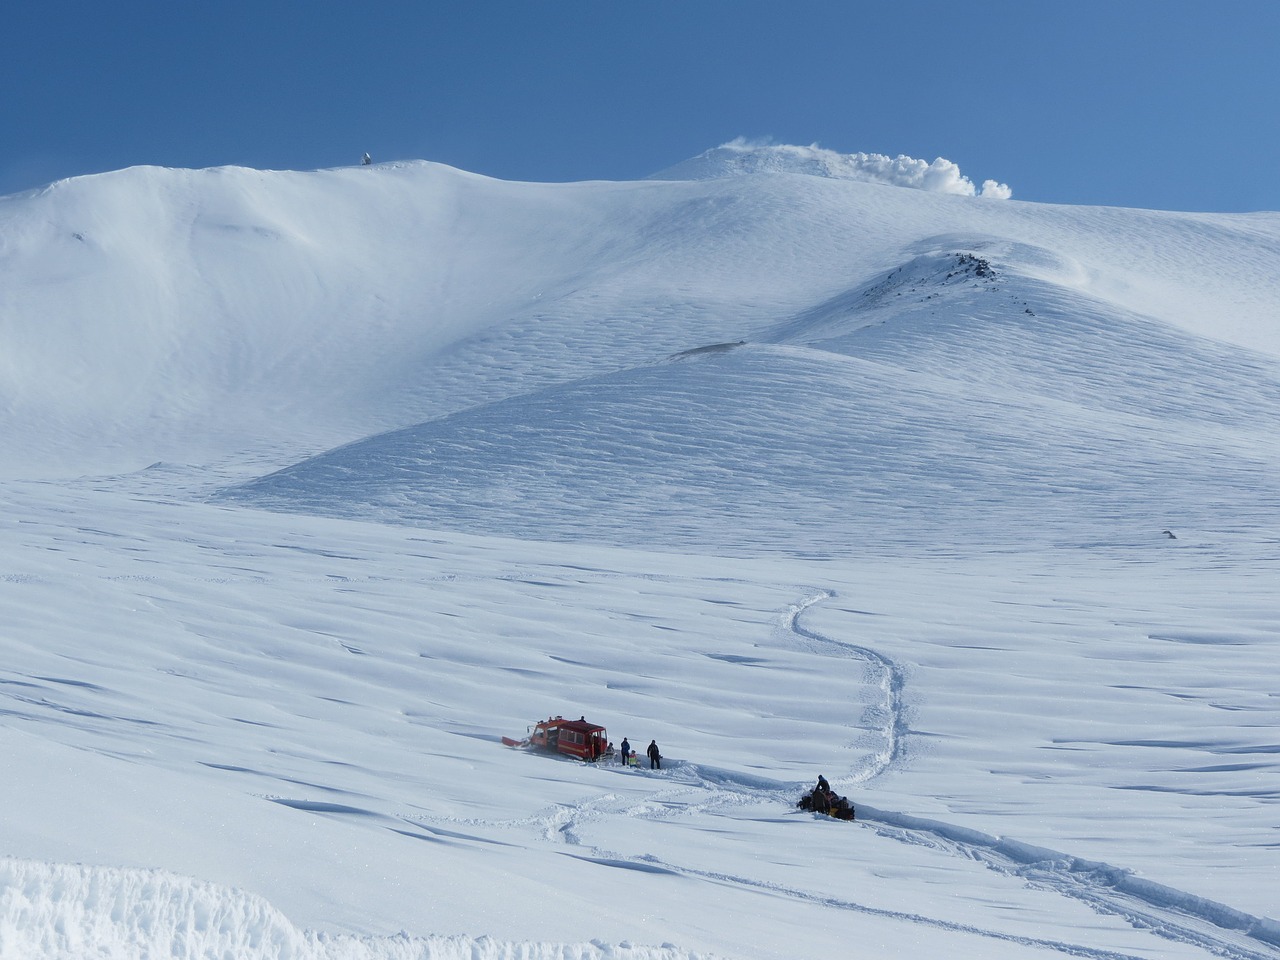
5, 2, 1278, 211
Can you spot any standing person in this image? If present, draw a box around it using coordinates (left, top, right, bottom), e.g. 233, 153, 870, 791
620, 738, 631, 765
647, 739, 661, 770
813, 786, 831, 815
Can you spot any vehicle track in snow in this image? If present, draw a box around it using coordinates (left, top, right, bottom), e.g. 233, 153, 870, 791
565, 855, 1158, 960
416, 777, 1157, 960
497, 591, 1280, 960
781, 589, 908, 783
429, 762, 1279, 960
398, 590, 1280, 960
853, 804, 1280, 960
782, 590, 1280, 960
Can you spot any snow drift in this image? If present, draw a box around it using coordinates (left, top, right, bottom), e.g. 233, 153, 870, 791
0, 859, 719, 960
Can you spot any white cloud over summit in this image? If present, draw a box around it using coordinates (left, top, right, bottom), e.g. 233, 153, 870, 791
655, 138, 1013, 198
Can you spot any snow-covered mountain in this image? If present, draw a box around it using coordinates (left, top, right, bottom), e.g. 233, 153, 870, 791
2, 145, 1279, 960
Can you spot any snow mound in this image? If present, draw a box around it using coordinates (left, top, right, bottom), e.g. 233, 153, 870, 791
651, 138, 1012, 198
0, 859, 724, 960
218, 252, 1280, 556
6, 156, 1280, 480
0, 859, 312, 960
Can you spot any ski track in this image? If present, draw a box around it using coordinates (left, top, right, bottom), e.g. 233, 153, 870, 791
408, 591, 1280, 960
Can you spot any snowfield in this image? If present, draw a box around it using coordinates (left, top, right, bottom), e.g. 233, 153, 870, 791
1, 143, 1278, 959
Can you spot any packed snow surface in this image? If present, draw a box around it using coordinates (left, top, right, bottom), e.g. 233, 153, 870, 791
2, 147, 1279, 959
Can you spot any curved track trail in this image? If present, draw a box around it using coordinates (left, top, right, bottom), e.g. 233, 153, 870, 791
259, 586, 1278, 960
782, 590, 908, 782
784, 591, 1280, 960
418, 590, 1280, 960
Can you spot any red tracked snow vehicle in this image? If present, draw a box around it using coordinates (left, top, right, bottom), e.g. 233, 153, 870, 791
503, 715, 613, 762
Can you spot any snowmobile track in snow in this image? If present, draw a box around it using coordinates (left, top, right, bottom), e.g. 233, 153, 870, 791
784, 589, 908, 781
789, 590, 1280, 960
856, 806, 1280, 960
402, 588, 1280, 960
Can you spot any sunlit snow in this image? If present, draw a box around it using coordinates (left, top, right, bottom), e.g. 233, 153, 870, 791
2, 146, 1279, 960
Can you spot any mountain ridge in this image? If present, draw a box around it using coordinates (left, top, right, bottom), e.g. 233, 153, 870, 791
3, 155, 1279, 490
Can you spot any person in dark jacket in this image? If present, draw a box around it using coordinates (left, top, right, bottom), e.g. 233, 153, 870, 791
812, 787, 831, 815
620, 738, 631, 765
647, 739, 661, 769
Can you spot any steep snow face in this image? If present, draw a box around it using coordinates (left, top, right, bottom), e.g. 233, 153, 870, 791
650, 139, 1014, 198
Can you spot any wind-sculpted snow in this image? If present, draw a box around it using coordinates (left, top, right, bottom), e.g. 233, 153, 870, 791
0, 859, 318, 959
0, 859, 724, 960
218, 254, 1280, 556
5, 470, 1280, 959
784, 597, 1280, 960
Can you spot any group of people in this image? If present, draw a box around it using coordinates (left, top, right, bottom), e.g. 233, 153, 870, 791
797, 774, 855, 820
617, 737, 662, 769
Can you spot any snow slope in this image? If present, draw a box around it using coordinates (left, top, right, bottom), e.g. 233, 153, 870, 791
2, 147, 1279, 960
217, 245, 1280, 556
3, 152, 1279, 477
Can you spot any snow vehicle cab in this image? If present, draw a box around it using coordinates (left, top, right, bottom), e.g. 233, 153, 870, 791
503, 715, 613, 762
